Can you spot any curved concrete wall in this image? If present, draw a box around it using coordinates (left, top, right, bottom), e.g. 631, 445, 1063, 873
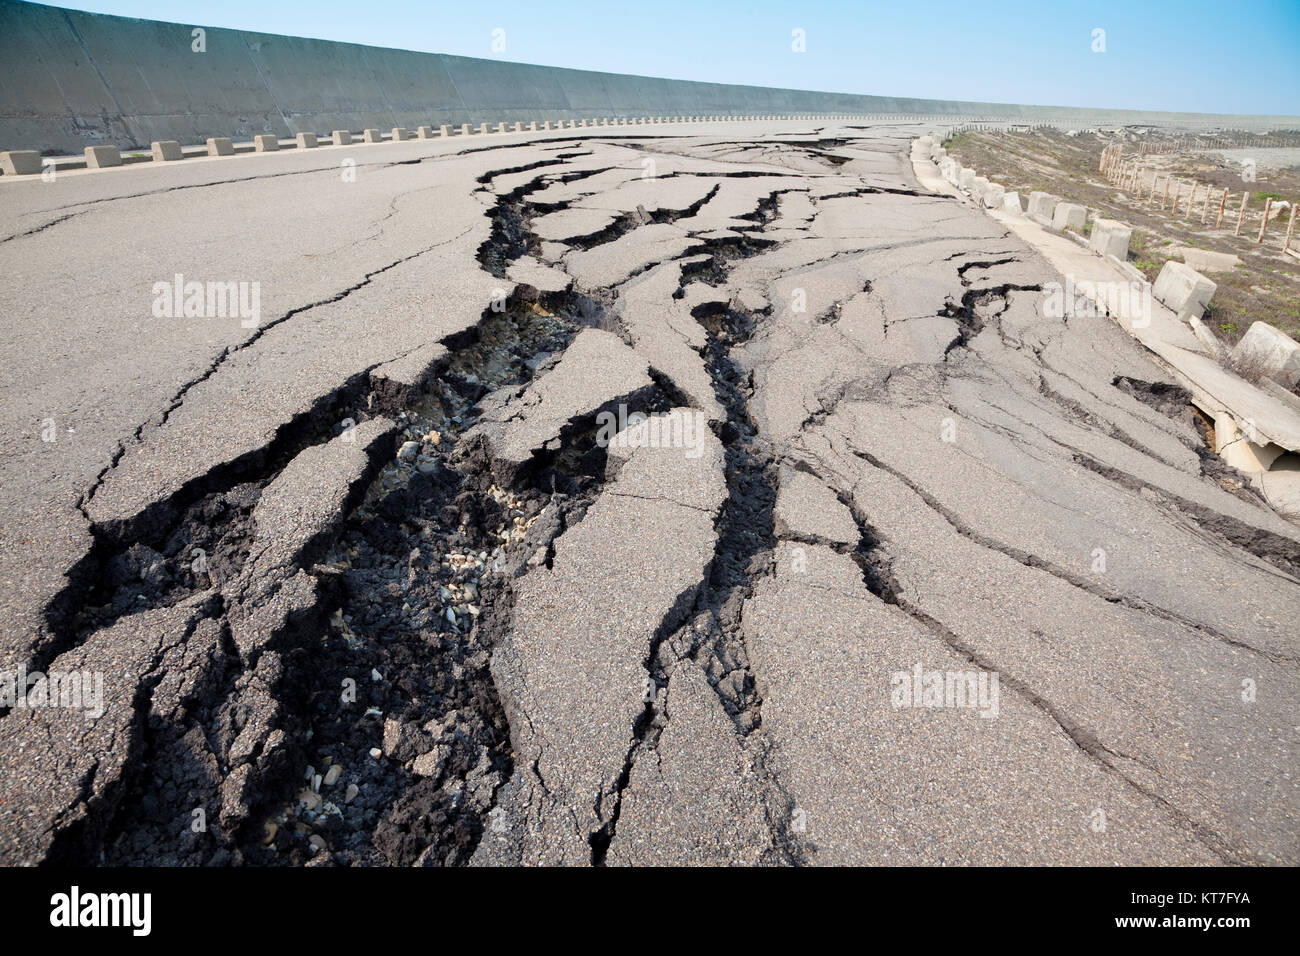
2, 0, 1297, 154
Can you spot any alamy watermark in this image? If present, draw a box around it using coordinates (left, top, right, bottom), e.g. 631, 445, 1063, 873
152, 273, 261, 328
891, 662, 1000, 719
1, 665, 104, 719
595, 406, 707, 459
1042, 276, 1151, 330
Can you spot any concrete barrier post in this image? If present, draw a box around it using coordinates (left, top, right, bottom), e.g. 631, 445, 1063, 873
0, 150, 42, 175
332, 130, 352, 146
295, 132, 317, 149
391, 127, 408, 141
254, 134, 279, 151
150, 140, 183, 161
1153, 261, 1216, 319
1089, 219, 1132, 259
461, 124, 471, 136
206, 137, 234, 156
82, 145, 121, 169
363, 129, 382, 143
1051, 202, 1087, 232
416, 126, 434, 139
1027, 191, 1059, 224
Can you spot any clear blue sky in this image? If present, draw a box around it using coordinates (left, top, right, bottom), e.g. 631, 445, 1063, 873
40, 0, 1300, 114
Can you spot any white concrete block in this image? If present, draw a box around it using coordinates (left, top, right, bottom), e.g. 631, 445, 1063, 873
150, 140, 182, 161
391, 127, 409, 141
295, 132, 317, 149
1, 150, 42, 175
970, 176, 989, 201
363, 129, 382, 143
981, 183, 1005, 209
958, 167, 977, 190
1027, 191, 1058, 223
207, 137, 234, 156
84, 145, 122, 168
1052, 202, 1087, 232
1002, 191, 1023, 214
254, 134, 279, 151
332, 130, 352, 146
461, 124, 471, 135
1232, 321, 1300, 387
416, 126, 434, 139
1089, 218, 1132, 260
1152, 260, 1216, 319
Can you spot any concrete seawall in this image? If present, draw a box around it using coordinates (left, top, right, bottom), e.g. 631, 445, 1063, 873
2, 0, 1298, 155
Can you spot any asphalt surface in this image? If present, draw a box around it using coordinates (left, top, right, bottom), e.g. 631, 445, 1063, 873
1, 119, 1296, 865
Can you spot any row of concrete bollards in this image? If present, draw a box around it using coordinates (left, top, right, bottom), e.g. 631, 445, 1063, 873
916, 134, 1220, 327
1, 114, 877, 176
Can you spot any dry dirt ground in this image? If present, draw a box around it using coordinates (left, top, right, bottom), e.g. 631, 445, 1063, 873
1, 121, 1297, 866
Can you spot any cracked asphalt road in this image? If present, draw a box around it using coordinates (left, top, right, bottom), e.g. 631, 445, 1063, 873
1, 120, 1296, 866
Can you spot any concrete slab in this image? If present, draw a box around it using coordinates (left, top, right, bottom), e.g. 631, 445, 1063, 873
1173, 246, 1242, 272
1148, 340, 1300, 451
